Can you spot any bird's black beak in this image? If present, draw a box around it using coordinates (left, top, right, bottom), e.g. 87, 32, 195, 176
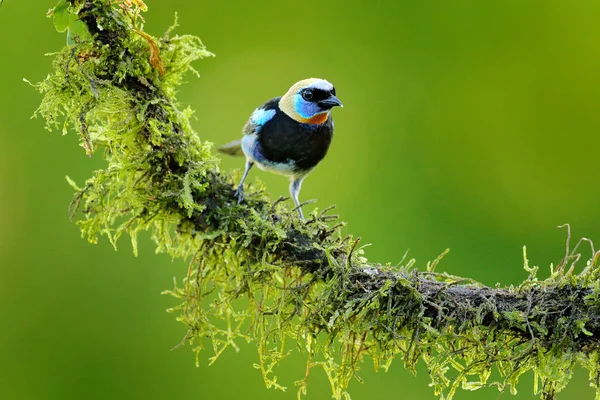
318, 95, 343, 109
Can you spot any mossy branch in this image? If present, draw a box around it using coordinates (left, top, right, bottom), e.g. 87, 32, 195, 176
34, 1, 600, 399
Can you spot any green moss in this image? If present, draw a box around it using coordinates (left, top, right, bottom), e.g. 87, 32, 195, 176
34, 1, 600, 399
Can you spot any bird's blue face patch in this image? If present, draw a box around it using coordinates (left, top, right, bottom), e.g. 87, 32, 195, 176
293, 94, 327, 119
250, 108, 276, 126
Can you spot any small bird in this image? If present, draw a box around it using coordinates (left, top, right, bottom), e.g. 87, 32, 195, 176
218, 78, 343, 219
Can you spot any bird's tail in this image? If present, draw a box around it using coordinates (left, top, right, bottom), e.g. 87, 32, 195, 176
217, 139, 244, 157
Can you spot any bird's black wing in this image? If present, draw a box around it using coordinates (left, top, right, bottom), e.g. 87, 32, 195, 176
218, 97, 281, 156
242, 96, 282, 136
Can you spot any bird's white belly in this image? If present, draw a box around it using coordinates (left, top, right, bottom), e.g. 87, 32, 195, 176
254, 158, 297, 176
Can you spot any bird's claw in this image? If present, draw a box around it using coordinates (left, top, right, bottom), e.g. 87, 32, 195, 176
234, 185, 245, 204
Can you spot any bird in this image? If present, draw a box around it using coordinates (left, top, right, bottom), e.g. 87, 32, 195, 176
218, 78, 343, 219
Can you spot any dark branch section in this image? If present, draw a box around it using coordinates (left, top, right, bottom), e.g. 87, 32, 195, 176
420, 277, 600, 343
38, 2, 600, 399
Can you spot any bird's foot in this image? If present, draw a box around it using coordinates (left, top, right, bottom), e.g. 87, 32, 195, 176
234, 185, 245, 204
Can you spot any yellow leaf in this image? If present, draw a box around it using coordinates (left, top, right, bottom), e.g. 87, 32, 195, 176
135, 29, 165, 75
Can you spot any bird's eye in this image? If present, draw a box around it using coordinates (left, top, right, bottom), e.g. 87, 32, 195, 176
331, 87, 336, 96
302, 89, 314, 101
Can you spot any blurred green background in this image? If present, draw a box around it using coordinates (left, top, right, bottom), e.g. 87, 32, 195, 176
1, 0, 599, 399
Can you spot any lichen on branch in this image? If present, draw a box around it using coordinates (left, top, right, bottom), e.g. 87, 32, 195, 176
34, 1, 600, 399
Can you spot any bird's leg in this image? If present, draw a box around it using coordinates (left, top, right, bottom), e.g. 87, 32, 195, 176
289, 177, 306, 219
235, 160, 254, 203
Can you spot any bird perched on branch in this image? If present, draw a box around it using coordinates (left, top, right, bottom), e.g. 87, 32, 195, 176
218, 78, 343, 219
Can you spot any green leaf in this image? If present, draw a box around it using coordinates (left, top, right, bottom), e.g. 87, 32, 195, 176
47, 0, 90, 44
66, 18, 90, 45
48, 0, 69, 33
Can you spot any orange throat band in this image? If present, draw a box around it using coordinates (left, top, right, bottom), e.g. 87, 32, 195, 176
301, 112, 329, 125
